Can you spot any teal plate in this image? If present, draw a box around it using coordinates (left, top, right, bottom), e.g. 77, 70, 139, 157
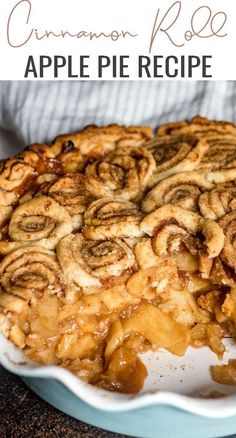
22, 377, 236, 438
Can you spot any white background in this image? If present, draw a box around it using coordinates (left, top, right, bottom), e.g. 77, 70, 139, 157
0, 0, 235, 80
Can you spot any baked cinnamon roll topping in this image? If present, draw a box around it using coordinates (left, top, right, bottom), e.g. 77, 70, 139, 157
142, 172, 214, 213
145, 135, 208, 184
1, 118, 236, 393
83, 198, 143, 239
57, 233, 137, 288
85, 146, 156, 200
158, 116, 236, 137
7, 196, 73, 250
199, 182, 236, 220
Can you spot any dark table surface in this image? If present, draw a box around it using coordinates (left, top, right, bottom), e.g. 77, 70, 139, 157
0, 365, 129, 438
1, 365, 236, 438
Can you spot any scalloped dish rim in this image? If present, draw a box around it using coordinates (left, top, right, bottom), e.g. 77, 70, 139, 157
2, 333, 236, 418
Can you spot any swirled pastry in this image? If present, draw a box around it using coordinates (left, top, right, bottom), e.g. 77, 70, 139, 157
0, 245, 64, 302
218, 211, 236, 271
142, 172, 214, 213
57, 233, 137, 288
85, 146, 156, 200
0, 144, 60, 234
34, 173, 96, 230
1, 144, 60, 197
199, 182, 236, 220
144, 135, 208, 185
158, 116, 236, 137
6, 196, 73, 251
198, 135, 236, 172
18, 173, 59, 205
45, 174, 94, 215
0, 155, 42, 208
83, 198, 143, 239
52, 124, 152, 172
2, 118, 236, 394
140, 204, 224, 258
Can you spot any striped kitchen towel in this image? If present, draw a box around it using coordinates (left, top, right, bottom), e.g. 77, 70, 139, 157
0, 80, 235, 158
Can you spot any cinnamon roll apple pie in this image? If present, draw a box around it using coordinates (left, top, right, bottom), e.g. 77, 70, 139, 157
2, 119, 236, 393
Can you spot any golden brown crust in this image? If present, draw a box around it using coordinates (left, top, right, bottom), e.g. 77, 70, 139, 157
51, 124, 152, 172
0, 245, 65, 301
199, 182, 236, 220
140, 204, 224, 259
84, 146, 156, 201
57, 233, 137, 288
218, 211, 236, 271
0, 157, 37, 206
52, 124, 152, 153
142, 171, 214, 213
0, 144, 61, 210
145, 135, 209, 185
5, 196, 73, 252
198, 135, 236, 171
2, 117, 236, 394
83, 198, 144, 240
158, 116, 236, 137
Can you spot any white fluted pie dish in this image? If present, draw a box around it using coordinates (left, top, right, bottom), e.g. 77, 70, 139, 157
2, 333, 236, 418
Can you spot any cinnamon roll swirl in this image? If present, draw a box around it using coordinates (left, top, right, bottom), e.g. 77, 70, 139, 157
52, 124, 152, 172
198, 135, 236, 172
34, 173, 96, 230
219, 211, 236, 271
158, 116, 236, 137
47, 174, 94, 213
57, 233, 137, 288
85, 147, 156, 201
144, 135, 208, 185
83, 198, 144, 240
7, 196, 73, 250
0, 158, 37, 207
134, 237, 199, 275
140, 204, 224, 258
199, 182, 236, 220
142, 172, 214, 213
0, 245, 64, 302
